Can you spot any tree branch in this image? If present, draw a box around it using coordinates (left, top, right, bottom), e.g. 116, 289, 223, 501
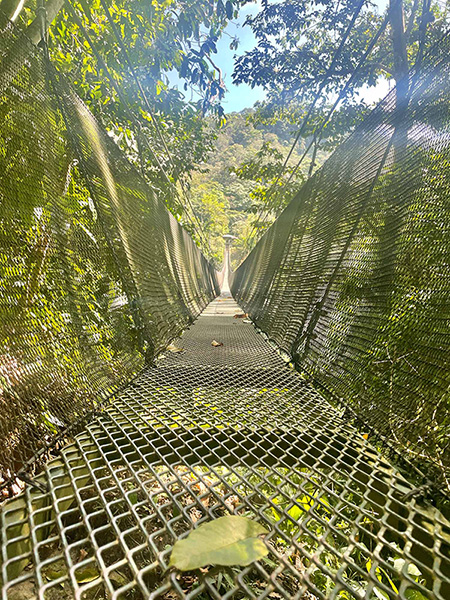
204, 53, 224, 87
372, 61, 394, 76
405, 0, 420, 42
26, 0, 65, 45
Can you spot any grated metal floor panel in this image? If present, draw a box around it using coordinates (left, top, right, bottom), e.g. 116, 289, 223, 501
1, 296, 449, 600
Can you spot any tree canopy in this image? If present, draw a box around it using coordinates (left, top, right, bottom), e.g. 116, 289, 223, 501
2, 0, 246, 243
3, 0, 449, 255
234, 0, 448, 103
225, 0, 449, 243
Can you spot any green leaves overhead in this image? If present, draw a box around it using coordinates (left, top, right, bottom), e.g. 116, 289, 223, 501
13, 0, 237, 219
46, 0, 231, 117
230, 0, 450, 198
233, 0, 447, 101
169, 516, 268, 571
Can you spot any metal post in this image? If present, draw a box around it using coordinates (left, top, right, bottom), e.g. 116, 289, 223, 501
221, 234, 236, 296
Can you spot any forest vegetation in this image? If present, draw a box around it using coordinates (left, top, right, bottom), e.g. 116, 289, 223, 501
189, 109, 329, 267
0, 1, 449, 599
2, 0, 448, 266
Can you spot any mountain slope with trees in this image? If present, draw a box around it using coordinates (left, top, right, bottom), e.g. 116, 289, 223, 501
190, 108, 328, 266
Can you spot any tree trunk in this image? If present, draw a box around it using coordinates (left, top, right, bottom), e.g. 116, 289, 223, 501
26, 0, 65, 45
375, 1, 410, 346
390, 0, 409, 111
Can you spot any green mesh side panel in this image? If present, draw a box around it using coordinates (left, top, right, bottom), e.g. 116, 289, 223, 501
0, 19, 218, 481
231, 36, 450, 491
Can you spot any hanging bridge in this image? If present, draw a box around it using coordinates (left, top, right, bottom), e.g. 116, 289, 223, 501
1, 10, 450, 600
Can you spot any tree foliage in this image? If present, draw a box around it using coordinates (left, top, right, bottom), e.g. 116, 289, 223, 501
0, 0, 229, 472
6, 0, 244, 228
234, 0, 448, 100
190, 109, 328, 265
226, 0, 449, 243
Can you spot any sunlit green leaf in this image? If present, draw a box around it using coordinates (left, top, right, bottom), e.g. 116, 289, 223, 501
169, 516, 268, 571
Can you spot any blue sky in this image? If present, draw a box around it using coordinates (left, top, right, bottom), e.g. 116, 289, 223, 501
214, 1, 267, 112
170, 0, 391, 113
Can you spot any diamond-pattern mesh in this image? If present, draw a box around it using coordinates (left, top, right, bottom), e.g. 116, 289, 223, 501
0, 18, 217, 481
1, 10, 450, 600
1, 297, 449, 599
231, 33, 450, 492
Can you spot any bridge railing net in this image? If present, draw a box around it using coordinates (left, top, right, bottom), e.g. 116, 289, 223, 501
0, 20, 218, 483
231, 35, 450, 492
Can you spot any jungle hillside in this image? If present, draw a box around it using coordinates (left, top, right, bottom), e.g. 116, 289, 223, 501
189, 108, 329, 267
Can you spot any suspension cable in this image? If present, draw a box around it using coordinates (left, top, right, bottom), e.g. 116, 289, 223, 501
95, 0, 208, 241
262, 0, 366, 202
245, 0, 368, 246
286, 11, 391, 186
78, 0, 212, 257
414, 0, 432, 72
246, 7, 392, 247
274, 0, 431, 209
64, 1, 170, 183
38, 0, 155, 358
98, 0, 176, 173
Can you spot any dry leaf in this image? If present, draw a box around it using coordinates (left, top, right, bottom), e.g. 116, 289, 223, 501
167, 344, 184, 354
211, 340, 223, 347
233, 313, 248, 319
79, 548, 88, 562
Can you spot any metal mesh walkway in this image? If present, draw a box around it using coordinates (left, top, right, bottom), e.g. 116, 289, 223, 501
2, 295, 449, 600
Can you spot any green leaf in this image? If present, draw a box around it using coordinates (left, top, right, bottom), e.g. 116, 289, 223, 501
75, 566, 100, 583
405, 590, 428, 600
45, 569, 65, 582
169, 515, 268, 571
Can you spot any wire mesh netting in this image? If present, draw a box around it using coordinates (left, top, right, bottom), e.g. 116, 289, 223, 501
0, 18, 218, 484
1, 9, 450, 600
231, 33, 450, 494
1, 296, 450, 600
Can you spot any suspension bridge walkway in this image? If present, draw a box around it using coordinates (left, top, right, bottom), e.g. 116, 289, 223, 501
0, 11, 449, 600
4, 289, 449, 600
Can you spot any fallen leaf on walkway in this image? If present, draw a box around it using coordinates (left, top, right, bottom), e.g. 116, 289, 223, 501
169, 515, 268, 571
75, 566, 100, 584
79, 548, 88, 562
234, 313, 248, 319
45, 569, 65, 582
167, 344, 184, 353
211, 340, 223, 347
